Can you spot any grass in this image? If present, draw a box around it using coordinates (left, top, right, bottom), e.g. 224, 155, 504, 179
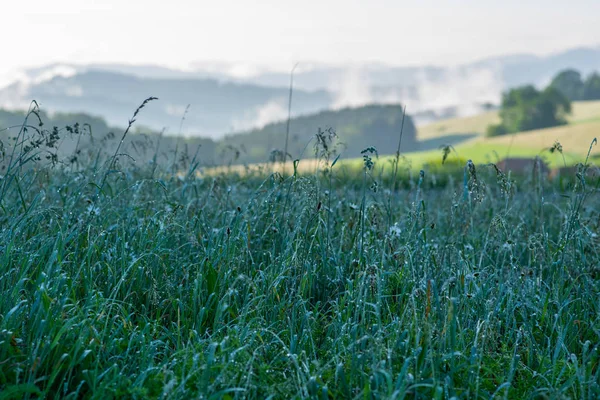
480, 120, 600, 158
417, 111, 500, 140
337, 140, 588, 177
568, 101, 600, 124
0, 100, 599, 399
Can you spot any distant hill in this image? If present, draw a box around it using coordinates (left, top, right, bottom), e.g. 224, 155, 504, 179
0, 108, 112, 134
244, 47, 600, 92
1, 46, 599, 137
219, 104, 417, 164
0, 104, 417, 168
0, 70, 332, 138
475, 47, 600, 88
6, 100, 597, 173
15, 47, 600, 91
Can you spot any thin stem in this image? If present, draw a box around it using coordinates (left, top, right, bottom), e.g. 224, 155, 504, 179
283, 62, 299, 174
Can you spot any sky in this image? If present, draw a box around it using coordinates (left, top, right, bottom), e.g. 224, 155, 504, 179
3, 0, 600, 75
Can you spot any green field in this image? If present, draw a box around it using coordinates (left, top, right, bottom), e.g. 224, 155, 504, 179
1, 105, 599, 399
417, 110, 501, 140
372, 100, 600, 171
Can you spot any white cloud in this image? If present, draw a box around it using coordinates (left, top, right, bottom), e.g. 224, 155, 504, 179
413, 67, 503, 116
231, 98, 288, 131
328, 64, 503, 121
65, 85, 84, 97
331, 68, 373, 109
165, 104, 188, 117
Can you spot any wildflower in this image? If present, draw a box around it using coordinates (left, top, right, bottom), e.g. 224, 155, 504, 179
502, 241, 515, 250
87, 204, 101, 216
389, 224, 402, 237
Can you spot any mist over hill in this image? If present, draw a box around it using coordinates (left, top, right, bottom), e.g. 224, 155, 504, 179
0, 46, 599, 137
0, 70, 332, 138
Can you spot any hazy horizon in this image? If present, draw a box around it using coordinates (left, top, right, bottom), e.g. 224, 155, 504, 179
3, 0, 600, 137
4, 0, 600, 76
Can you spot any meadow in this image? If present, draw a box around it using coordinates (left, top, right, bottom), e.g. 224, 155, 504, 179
413, 101, 600, 166
282, 101, 600, 176
0, 100, 599, 399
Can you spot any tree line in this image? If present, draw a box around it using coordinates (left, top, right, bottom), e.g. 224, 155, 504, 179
549, 69, 600, 101
1, 104, 417, 168
487, 68, 600, 137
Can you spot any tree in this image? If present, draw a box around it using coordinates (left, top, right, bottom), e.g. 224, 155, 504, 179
486, 124, 507, 137
583, 72, 600, 100
549, 69, 584, 101
487, 85, 571, 136
550, 69, 600, 101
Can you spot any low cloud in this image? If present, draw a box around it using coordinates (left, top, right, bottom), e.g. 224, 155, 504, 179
231, 98, 289, 132
165, 104, 188, 117
0, 64, 81, 110
65, 85, 84, 97
328, 65, 503, 122
413, 66, 503, 115
331, 68, 373, 109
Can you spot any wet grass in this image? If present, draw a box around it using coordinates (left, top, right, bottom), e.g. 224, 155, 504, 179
0, 101, 599, 399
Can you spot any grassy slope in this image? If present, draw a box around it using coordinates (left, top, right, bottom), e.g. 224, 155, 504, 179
379, 100, 600, 170
417, 100, 600, 140
417, 110, 500, 140
481, 120, 600, 158
568, 100, 600, 124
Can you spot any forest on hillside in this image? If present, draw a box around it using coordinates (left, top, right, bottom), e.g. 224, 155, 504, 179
0, 104, 416, 168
